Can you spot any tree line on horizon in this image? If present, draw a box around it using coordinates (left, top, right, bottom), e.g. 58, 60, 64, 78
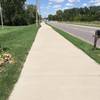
0, 0, 38, 26
48, 6, 100, 22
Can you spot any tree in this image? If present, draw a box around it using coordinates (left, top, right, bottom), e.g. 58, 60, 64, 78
0, 1, 38, 26
0, 0, 26, 25
25, 5, 37, 24
56, 10, 63, 21
48, 14, 54, 21
48, 6, 100, 22
95, 11, 100, 21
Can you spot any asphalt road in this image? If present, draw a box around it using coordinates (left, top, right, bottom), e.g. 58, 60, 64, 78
48, 21, 100, 47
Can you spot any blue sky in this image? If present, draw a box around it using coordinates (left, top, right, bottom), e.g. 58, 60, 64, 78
26, 0, 100, 17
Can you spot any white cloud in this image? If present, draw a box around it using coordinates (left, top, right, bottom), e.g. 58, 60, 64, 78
63, 7, 69, 9
90, 0, 100, 6
53, 4, 62, 8
49, 0, 64, 3
66, 3, 74, 6
62, 6, 73, 10
48, 2, 53, 5
82, 3, 88, 7
68, 0, 80, 3
52, 4, 62, 11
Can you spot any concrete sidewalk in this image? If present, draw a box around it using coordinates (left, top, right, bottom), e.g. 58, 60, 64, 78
9, 22, 100, 100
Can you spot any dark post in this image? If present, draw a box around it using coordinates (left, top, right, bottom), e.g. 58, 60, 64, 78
94, 30, 100, 49
94, 35, 97, 49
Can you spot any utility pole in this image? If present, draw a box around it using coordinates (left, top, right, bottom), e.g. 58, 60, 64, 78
36, 0, 39, 27
38, 0, 41, 24
0, 3, 3, 29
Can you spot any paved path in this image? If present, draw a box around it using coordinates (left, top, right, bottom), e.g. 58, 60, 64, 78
48, 21, 100, 47
9, 23, 100, 100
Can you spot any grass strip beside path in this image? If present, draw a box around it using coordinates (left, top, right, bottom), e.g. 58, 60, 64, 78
51, 25, 100, 64
0, 25, 39, 100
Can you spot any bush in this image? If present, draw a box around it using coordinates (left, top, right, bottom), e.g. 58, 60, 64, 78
12, 14, 28, 26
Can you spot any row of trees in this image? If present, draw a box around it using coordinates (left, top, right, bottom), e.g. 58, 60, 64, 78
48, 6, 100, 22
0, 0, 37, 26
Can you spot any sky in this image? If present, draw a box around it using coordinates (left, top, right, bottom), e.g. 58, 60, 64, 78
26, 0, 100, 17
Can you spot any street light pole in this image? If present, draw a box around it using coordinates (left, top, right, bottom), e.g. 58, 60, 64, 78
0, 3, 3, 29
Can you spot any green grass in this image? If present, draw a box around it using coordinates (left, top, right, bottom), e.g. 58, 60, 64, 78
51, 25, 100, 64
0, 25, 39, 100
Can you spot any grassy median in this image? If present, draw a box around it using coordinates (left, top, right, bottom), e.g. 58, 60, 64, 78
0, 25, 38, 100
51, 25, 100, 64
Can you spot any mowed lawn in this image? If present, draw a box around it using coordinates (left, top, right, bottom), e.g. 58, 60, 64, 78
0, 25, 38, 100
